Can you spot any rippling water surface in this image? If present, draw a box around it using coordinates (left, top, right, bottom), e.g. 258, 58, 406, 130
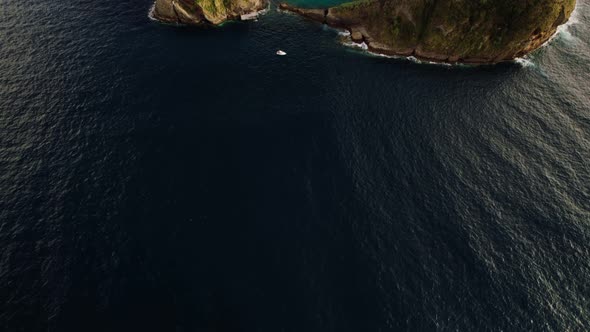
1, 0, 590, 331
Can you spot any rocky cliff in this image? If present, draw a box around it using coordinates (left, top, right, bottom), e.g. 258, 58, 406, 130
280, 0, 576, 63
153, 0, 268, 25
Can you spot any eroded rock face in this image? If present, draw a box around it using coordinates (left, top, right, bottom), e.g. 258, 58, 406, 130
153, 0, 268, 25
281, 0, 576, 63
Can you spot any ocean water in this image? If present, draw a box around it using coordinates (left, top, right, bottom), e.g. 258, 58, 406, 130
1, 0, 590, 331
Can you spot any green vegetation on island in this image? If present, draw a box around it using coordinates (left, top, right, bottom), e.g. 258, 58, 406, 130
152, 0, 575, 63
280, 0, 576, 63
153, 0, 268, 25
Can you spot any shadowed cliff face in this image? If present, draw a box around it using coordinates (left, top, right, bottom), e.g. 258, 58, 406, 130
153, 0, 268, 25
281, 0, 577, 63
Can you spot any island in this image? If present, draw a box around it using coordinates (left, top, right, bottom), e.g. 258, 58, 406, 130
280, 0, 576, 63
151, 0, 576, 64
152, 0, 269, 25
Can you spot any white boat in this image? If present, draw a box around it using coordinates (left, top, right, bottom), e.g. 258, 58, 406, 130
276, 50, 287, 56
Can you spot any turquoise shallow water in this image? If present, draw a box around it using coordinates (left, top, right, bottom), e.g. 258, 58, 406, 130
1, 0, 590, 331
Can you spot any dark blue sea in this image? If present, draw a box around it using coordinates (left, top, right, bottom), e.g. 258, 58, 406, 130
1, 0, 590, 331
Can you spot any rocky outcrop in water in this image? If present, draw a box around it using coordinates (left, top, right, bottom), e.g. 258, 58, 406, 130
153, 0, 268, 25
280, 0, 576, 63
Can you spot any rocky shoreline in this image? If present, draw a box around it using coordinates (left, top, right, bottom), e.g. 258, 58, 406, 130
150, 0, 575, 65
152, 0, 269, 26
279, 1, 575, 65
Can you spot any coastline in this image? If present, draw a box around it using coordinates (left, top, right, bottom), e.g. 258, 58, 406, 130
149, 0, 270, 26
321, 13, 580, 68
278, 2, 577, 66
148, 1, 580, 67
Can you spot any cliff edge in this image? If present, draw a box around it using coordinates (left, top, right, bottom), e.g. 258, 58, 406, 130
280, 0, 576, 63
